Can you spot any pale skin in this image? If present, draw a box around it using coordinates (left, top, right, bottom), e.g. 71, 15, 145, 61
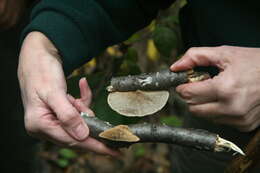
19, 32, 260, 155
18, 32, 119, 156
171, 46, 260, 132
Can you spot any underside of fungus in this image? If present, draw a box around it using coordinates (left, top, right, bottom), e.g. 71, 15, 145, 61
107, 69, 209, 117
107, 90, 169, 117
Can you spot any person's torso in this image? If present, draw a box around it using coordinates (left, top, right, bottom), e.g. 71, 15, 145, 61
180, 0, 260, 48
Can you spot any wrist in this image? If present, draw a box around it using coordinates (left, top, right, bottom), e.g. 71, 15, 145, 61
22, 32, 62, 63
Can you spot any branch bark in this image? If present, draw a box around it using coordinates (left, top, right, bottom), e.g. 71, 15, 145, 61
81, 113, 244, 155
107, 69, 209, 92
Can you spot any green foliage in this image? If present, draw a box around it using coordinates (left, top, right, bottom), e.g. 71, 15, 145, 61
124, 32, 142, 44
124, 47, 138, 62
153, 26, 178, 58
54, 148, 78, 168
59, 148, 77, 159
56, 159, 69, 168
118, 47, 141, 76
134, 145, 146, 158
161, 15, 179, 29
160, 115, 183, 127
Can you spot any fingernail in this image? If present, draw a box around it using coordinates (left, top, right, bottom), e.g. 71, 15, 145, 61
72, 122, 89, 140
80, 77, 86, 82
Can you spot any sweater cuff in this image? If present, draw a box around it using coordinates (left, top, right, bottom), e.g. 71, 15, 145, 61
22, 11, 88, 75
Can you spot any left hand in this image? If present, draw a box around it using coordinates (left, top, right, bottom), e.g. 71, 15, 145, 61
171, 46, 260, 132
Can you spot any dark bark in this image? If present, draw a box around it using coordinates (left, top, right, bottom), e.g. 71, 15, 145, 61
82, 113, 244, 155
107, 69, 209, 92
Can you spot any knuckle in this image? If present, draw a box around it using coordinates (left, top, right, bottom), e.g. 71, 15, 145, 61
218, 45, 230, 50
24, 117, 40, 136
219, 81, 237, 96
180, 88, 193, 99
45, 89, 58, 102
218, 83, 240, 101
239, 116, 252, 126
59, 111, 81, 127
186, 47, 197, 57
228, 103, 247, 116
235, 118, 256, 132
231, 109, 246, 117
189, 106, 203, 115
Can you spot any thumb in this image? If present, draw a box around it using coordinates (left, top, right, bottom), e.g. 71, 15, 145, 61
47, 92, 89, 141
170, 47, 221, 72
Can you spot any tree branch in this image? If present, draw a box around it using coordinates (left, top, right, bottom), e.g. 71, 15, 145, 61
107, 69, 209, 92
81, 113, 244, 155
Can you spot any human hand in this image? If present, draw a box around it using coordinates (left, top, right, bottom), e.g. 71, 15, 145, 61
0, 0, 26, 30
67, 77, 120, 156
18, 32, 119, 156
170, 46, 260, 132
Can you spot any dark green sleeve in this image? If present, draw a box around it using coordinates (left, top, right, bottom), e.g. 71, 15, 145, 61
22, 0, 173, 75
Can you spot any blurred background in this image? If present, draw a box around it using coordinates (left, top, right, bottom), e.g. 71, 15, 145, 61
1, 0, 192, 173
45, 1, 188, 173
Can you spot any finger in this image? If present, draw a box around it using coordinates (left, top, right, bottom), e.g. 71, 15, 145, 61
79, 77, 92, 107
67, 94, 95, 116
47, 92, 89, 141
75, 138, 121, 157
170, 47, 221, 72
74, 99, 95, 117
189, 102, 223, 118
213, 116, 259, 132
214, 106, 260, 132
176, 79, 218, 104
38, 121, 120, 157
227, 116, 260, 132
67, 94, 76, 105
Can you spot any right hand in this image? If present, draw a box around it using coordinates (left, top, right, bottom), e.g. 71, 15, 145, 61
18, 32, 119, 156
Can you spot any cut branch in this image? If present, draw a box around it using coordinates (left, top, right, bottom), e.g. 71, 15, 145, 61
81, 113, 244, 155
107, 69, 209, 92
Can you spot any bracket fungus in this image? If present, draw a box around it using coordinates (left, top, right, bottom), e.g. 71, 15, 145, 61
80, 69, 245, 156
107, 69, 209, 117
107, 90, 169, 117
